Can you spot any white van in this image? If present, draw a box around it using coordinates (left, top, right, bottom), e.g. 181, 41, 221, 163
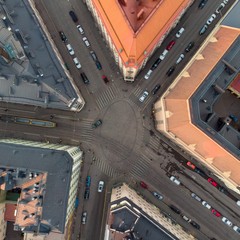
159, 49, 168, 60
66, 44, 74, 55
176, 27, 185, 38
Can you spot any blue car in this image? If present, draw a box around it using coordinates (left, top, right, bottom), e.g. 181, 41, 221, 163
86, 176, 91, 187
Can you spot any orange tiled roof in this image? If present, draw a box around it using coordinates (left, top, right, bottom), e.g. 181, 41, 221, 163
229, 73, 240, 95
156, 26, 240, 186
92, 0, 191, 67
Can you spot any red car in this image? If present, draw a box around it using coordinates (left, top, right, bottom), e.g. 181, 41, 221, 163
211, 209, 221, 217
208, 178, 218, 187
166, 40, 176, 50
140, 181, 148, 189
102, 75, 110, 84
187, 161, 196, 170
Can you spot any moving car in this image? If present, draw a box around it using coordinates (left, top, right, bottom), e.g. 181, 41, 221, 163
81, 211, 87, 224
152, 84, 161, 95
92, 119, 102, 129
151, 58, 161, 70
190, 221, 200, 230
222, 217, 232, 227
176, 27, 185, 38
176, 54, 184, 64
169, 205, 181, 214
211, 209, 221, 217
191, 193, 202, 202
82, 37, 90, 48
66, 44, 74, 55
185, 41, 194, 52
153, 191, 163, 200
139, 91, 149, 103
84, 188, 90, 199
86, 176, 91, 187
206, 14, 217, 25
166, 40, 176, 50
73, 57, 81, 69
208, 178, 218, 187
199, 24, 208, 35
198, 0, 208, 9
233, 225, 240, 234
144, 70, 153, 80
81, 72, 90, 84
77, 25, 84, 34
69, 10, 78, 23
166, 66, 175, 76
140, 181, 148, 189
59, 31, 67, 42
202, 201, 211, 209
187, 161, 196, 170
170, 176, 180, 185
98, 181, 104, 192
102, 75, 110, 84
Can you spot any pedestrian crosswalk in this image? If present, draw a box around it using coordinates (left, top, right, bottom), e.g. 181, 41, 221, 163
92, 156, 120, 177
95, 84, 121, 109
78, 119, 94, 143
148, 136, 161, 153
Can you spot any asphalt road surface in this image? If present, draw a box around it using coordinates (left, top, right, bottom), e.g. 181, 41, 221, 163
0, 0, 239, 240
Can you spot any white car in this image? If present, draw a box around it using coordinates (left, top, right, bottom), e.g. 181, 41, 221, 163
77, 25, 84, 34
144, 70, 153, 80
98, 181, 104, 192
81, 211, 87, 224
159, 49, 168, 60
170, 176, 180, 185
223, 0, 228, 4
233, 225, 240, 234
216, 3, 225, 14
176, 27, 185, 38
206, 14, 217, 25
66, 44, 74, 55
139, 91, 149, 102
202, 201, 211, 209
73, 57, 81, 69
82, 37, 90, 48
176, 54, 184, 64
222, 217, 233, 227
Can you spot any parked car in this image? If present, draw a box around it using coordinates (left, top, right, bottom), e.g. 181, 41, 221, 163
202, 201, 211, 209
77, 25, 84, 34
166, 40, 176, 50
176, 27, 185, 38
84, 188, 90, 199
199, 24, 208, 35
92, 119, 102, 129
169, 205, 181, 214
190, 221, 200, 230
159, 49, 168, 60
152, 191, 163, 200
182, 215, 191, 223
82, 37, 90, 48
139, 91, 149, 103
151, 58, 161, 70
170, 176, 180, 185
233, 225, 240, 234
176, 54, 184, 64
216, 3, 225, 14
95, 60, 102, 70
90, 51, 98, 61
81, 211, 87, 224
81, 72, 90, 84
187, 161, 196, 170
206, 14, 217, 25
191, 193, 202, 202
166, 66, 175, 76
211, 209, 221, 217
185, 41, 194, 52
86, 176, 91, 187
69, 10, 78, 23
198, 0, 208, 9
144, 69, 153, 80
102, 75, 110, 84
208, 178, 218, 187
223, 0, 229, 4
66, 44, 74, 55
140, 181, 148, 189
73, 57, 81, 69
222, 217, 233, 227
152, 84, 161, 95
194, 167, 207, 177
59, 31, 67, 42
98, 181, 104, 192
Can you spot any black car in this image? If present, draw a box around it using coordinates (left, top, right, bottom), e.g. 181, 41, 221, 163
81, 72, 90, 84
152, 84, 161, 95
166, 66, 175, 76
95, 60, 102, 70
69, 11, 78, 23
84, 188, 90, 199
151, 58, 161, 70
169, 205, 181, 214
59, 31, 67, 43
198, 0, 208, 9
102, 75, 109, 84
194, 167, 207, 177
190, 221, 200, 230
185, 41, 194, 52
92, 119, 102, 129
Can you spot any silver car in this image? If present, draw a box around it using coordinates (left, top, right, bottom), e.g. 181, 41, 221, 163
153, 191, 163, 200
191, 193, 202, 202
81, 211, 87, 224
139, 91, 149, 102
176, 54, 184, 64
